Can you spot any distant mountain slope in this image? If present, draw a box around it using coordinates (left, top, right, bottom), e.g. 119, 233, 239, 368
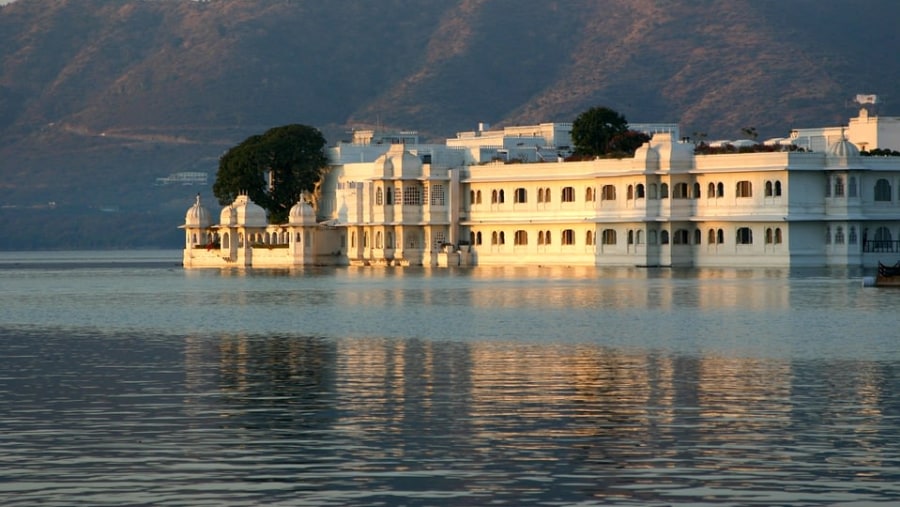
0, 0, 898, 248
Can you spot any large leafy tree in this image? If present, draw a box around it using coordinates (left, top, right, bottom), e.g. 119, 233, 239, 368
213, 124, 329, 224
570, 106, 630, 157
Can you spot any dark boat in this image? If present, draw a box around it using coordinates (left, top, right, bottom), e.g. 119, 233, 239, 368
876, 261, 900, 287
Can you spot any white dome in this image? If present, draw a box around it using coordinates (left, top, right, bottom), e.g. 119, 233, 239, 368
232, 194, 267, 227
184, 194, 212, 228
827, 138, 860, 158
289, 200, 316, 225
219, 204, 237, 226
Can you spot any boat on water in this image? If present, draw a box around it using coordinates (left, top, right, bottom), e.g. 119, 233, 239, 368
876, 261, 900, 287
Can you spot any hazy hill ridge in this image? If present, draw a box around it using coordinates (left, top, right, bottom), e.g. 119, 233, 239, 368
0, 0, 897, 248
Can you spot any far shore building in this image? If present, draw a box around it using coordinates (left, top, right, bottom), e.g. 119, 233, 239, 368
182, 109, 900, 269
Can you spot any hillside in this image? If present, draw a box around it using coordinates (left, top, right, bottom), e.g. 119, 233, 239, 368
1, 0, 898, 249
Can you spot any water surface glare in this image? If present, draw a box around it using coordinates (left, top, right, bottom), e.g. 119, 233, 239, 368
0, 251, 898, 505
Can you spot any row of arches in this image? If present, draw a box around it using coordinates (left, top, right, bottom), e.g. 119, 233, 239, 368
467, 226, 787, 248
471, 179, 786, 206
188, 229, 308, 250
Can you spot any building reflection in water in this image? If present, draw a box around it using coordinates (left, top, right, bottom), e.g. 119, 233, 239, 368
182, 330, 894, 493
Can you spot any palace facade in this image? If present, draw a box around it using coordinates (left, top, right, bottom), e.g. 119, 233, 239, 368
182, 110, 900, 269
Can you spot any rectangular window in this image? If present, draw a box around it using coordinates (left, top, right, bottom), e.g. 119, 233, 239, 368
430, 184, 445, 206
562, 229, 575, 245
403, 186, 421, 205
736, 181, 753, 198
561, 186, 575, 202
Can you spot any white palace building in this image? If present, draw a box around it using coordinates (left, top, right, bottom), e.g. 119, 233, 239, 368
182, 109, 900, 269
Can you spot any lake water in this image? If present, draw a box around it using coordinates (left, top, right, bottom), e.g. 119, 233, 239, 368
1, 250, 899, 506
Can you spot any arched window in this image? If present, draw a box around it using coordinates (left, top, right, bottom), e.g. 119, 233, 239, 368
693, 182, 701, 199
222, 233, 230, 249
648, 183, 658, 199
601, 185, 616, 200
737, 227, 753, 244
538, 231, 545, 245
475, 231, 482, 246
673, 229, 689, 244
586, 187, 595, 202
834, 176, 845, 197
774, 180, 782, 197
636, 230, 644, 244
544, 230, 551, 245
295, 232, 301, 243
350, 231, 356, 248
775, 228, 782, 244
386, 187, 394, 205
491, 231, 498, 245
673, 182, 689, 199
825, 226, 831, 244
693, 229, 701, 244
627, 229, 634, 245
627, 185, 634, 200
562, 229, 575, 245
499, 231, 506, 245
636, 184, 645, 199
498, 189, 505, 203
736, 181, 752, 198
375, 231, 383, 249
765, 228, 773, 244
848, 177, 857, 197
376, 187, 384, 205
707, 182, 716, 198
544, 187, 551, 203
363, 232, 369, 248
874, 226, 892, 242
514, 230, 528, 245
835, 226, 845, 244
469, 190, 475, 206
660, 230, 670, 245
561, 186, 575, 202
586, 230, 594, 245
387, 232, 394, 248
717, 182, 725, 198
848, 226, 857, 245
708, 228, 716, 245
765, 181, 773, 197
874, 179, 892, 201
660, 183, 669, 199
475, 190, 482, 204
491, 190, 498, 204
717, 229, 725, 244
601, 229, 617, 245
514, 188, 527, 203
537, 188, 544, 203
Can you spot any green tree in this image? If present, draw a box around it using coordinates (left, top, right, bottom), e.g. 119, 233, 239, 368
213, 124, 329, 224
571, 106, 629, 157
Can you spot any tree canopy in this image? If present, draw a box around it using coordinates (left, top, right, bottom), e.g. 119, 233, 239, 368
213, 124, 329, 224
571, 106, 639, 157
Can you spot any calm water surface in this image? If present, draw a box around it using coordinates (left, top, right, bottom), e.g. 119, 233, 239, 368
1, 250, 898, 506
